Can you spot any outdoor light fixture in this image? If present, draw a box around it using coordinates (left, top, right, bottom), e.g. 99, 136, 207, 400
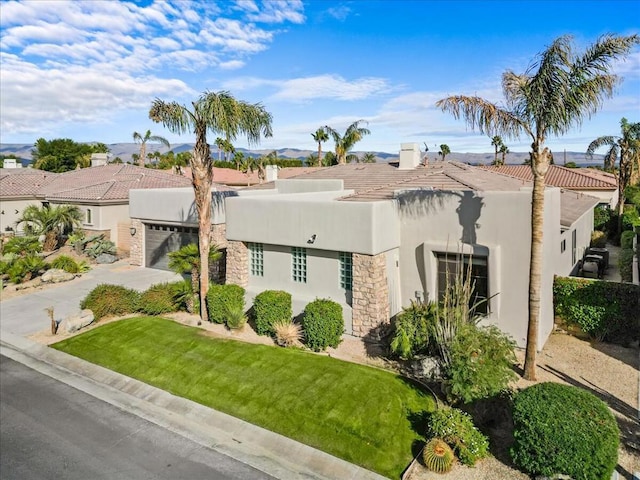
415, 291, 424, 303
129, 227, 136, 236
307, 234, 317, 244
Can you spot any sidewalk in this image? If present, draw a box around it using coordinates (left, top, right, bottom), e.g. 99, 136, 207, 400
0, 262, 388, 480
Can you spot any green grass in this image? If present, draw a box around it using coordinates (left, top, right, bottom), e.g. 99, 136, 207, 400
52, 317, 435, 478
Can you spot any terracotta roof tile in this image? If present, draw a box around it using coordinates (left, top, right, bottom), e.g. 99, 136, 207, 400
481, 165, 617, 189
0, 169, 59, 197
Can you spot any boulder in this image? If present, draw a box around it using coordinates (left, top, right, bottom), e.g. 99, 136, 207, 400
64, 309, 95, 333
96, 253, 117, 264
408, 355, 443, 382
41, 268, 75, 283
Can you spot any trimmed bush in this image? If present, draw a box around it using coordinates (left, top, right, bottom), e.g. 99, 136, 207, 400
253, 290, 292, 336
390, 301, 439, 360
302, 298, 344, 351
80, 284, 140, 320
621, 230, 635, 249
511, 382, 619, 479
206, 284, 245, 324
138, 282, 180, 315
554, 276, 640, 343
446, 323, 517, 404
427, 407, 489, 466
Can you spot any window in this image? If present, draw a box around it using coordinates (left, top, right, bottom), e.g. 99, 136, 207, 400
292, 247, 307, 283
85, 208, 92, 224
249, 243, 263, 277
571, 229, 577, 264
339, 252, 353, 291
561, 239, 566, 253
436, 253, 489, 314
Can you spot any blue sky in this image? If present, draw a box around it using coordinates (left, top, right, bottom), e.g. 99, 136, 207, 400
1, 0, 638, 155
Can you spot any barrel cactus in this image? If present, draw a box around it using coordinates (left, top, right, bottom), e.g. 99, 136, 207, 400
423, 437, 455, 473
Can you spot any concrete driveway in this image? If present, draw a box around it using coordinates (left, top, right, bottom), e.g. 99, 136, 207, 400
0, 260, 182, 336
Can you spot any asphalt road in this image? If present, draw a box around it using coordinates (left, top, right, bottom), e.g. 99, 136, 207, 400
0, 355, 274, 480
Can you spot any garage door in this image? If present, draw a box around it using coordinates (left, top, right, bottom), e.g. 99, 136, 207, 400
145, 224, 198, 271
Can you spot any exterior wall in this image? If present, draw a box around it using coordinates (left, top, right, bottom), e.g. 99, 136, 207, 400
0, 199, 39, 233
573, 188, 617, 208
352, 252, 389, 337
557, 208, 595, 276
226, 240, 248, 287
95, 204, 130, 247
129, 218, 144, 266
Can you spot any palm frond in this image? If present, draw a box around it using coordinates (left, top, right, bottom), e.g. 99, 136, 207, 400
149, 99, 193, 135
586, 136, 617, 158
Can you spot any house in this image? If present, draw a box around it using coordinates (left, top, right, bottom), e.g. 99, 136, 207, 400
130, 143, 599, 350
177, 165, 326, 187
481, 164, 618, 208
0, 163, 194, 252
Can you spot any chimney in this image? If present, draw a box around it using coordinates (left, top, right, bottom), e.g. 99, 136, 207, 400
266, 164, 278, 182
90, 153, 109, 167
398, 143, 421, 170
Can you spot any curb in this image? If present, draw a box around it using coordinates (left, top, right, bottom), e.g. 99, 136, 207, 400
0, 332, 388, 480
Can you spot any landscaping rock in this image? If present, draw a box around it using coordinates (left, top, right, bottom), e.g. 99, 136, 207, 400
41, 268, 75, 283
64, 309, 95, 333
96, 253, 117, 264
408, 355, 443, 381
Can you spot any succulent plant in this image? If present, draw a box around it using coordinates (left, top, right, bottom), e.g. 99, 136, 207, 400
423, 437, 454, 474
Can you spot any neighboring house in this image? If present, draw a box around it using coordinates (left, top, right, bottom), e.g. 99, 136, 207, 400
0, 163, 194, 252
482, 164, 618, 208
177, 165, 326, 187
130, 144, 599, 350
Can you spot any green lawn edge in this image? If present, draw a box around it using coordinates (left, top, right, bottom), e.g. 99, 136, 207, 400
52, 316, 435, 479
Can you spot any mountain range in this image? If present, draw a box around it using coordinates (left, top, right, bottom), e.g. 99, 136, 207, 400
0, 143, 605, 167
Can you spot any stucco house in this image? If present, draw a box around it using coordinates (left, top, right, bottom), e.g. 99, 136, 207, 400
482, 164, 618, 208
130, 143, 599, 350
0, 163, 193, 252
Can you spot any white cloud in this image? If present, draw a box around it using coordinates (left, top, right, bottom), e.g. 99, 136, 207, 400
243, 0, 305, 24
327, 5, 352, 21
272, 75, 393, 101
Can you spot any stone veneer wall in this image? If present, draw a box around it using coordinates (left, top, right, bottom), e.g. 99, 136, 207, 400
352, 252, 390, 338
210, 223, 227, 249
129, 219, 144, 266
225, 240, 248, 287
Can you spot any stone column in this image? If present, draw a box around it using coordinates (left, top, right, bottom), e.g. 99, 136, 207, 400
129, 219, 144, 266
225, 240, 248, 287
351, 252, 390, 338
210, 223, 227, 249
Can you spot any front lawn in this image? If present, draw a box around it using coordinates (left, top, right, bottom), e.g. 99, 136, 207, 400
53, 317, 435, 479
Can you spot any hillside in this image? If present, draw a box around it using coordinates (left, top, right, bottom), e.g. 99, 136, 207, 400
0, 143, 604, 167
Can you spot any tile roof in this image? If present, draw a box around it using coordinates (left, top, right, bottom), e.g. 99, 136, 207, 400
0, 164, 217, 202
481, 165, 617, 190
180, 166, 326, 186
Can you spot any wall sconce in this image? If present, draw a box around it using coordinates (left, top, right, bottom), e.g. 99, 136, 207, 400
307, 234, 317, 244
129, 227, 136, 236
415, 291, 424, 303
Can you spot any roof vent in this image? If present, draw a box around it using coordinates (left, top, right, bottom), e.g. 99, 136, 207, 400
398, 143, 421, 170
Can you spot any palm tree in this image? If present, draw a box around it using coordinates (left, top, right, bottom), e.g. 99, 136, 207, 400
16, 204, 82, 251
436, 34, 638, 381
491, 135, 504, 164
587, 117, 640, 234
360, 152, 377, 163
168, 243, 222, 313
132, 130, 170, 167
499, 144, 509, 165
439, 144, 451, 161
222, 138, 235, 163
325, 120, 371, 164
215, 137, 225, 161
232, 151, 245, 171
240, 157, 257, 186
311, 127, 329, 167
150, 90, 273, 324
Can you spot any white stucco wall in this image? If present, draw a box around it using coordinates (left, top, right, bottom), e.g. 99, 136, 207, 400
0, 199, 39, 233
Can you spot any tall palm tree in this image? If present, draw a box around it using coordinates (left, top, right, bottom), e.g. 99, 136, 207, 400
150, 90, 272, 324
311, 127, 329, 167
587, 117, 640, 234
436, 34, 638, 381
325, 120, 371, 164
491, 135, 504, 164
499, 144, 509, 165
132, 130, 170, 167
214, 137, 225, 162
439, 144, 451, 161
360, 152, 377, 163
16, 204, 82, 251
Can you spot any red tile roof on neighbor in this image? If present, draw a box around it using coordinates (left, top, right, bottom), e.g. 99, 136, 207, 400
0, 164, 231, 203
481, 164, 617, 190
179, 166, 326, 186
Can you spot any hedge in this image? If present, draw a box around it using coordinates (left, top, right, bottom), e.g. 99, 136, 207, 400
253, 290, 292, 336
553, 276, 640, 343
206, 284, 245, 324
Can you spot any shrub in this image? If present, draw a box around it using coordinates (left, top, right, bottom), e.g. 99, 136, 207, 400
80, 284, 140, 320
85, 238, 117, 259
225, 304, 247, 330
427, 407, 489, 466
553, 276, 640, 344
390, 301, 439, 359
422, 438, 454, 473
590, 230, 607, 248
0, 252, 19, 274
3, 236, 41, 255
49, 254, 90, 274
621, 230, 635, 249
593, 205, 611, 231
206, 284, 245, 324
253, 290, 292, 336
7, 253, 47, 283
302, 298, 344, 351
273, 319, 303, 347
138, 282, 179, 315
619, 247, 634, 283
511, 382, 619, 480
445, 323, 517, 404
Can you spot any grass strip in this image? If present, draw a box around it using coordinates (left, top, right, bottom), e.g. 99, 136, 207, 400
53, 317, 435, 479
